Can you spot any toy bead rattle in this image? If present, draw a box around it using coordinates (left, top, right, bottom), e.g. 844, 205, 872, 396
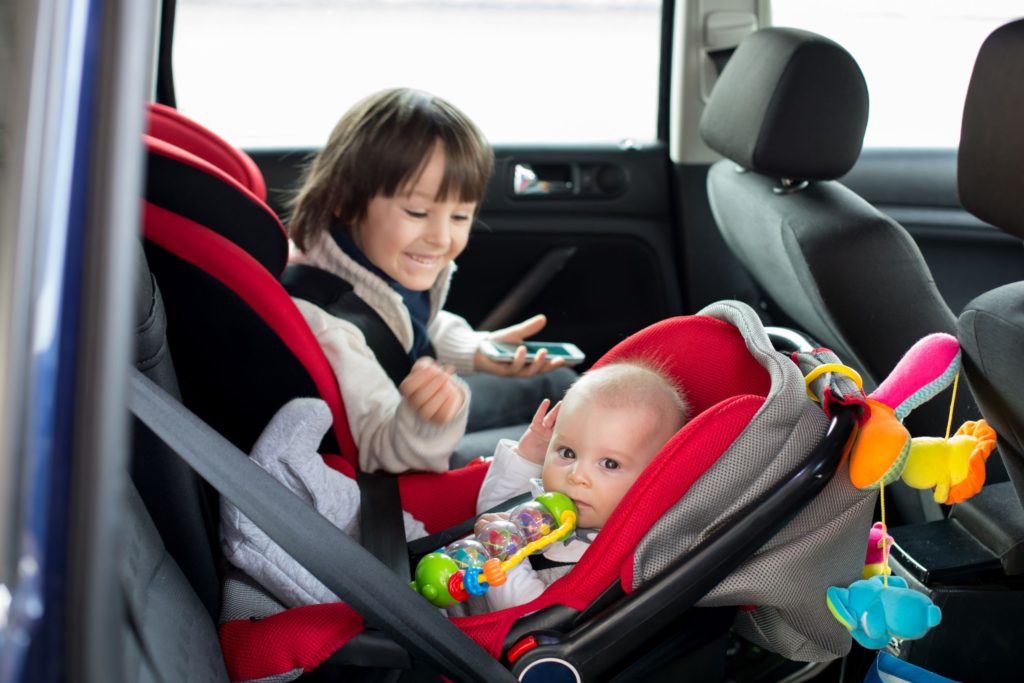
410, 492, 578, 608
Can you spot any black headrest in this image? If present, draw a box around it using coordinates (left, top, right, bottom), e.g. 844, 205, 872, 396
958, 19, 1024, 240
699, 27, 869, 181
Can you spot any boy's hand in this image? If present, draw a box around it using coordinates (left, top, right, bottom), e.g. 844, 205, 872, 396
516, 399, 561, 464
399, 358, 466, 425
474, 511, 510, 536
474, 314, 567, 377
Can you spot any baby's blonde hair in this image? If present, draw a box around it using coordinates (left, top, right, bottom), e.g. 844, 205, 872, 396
567, 361, 690, 435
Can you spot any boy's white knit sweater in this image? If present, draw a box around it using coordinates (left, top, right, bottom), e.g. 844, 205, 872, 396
291, 230, 487, 474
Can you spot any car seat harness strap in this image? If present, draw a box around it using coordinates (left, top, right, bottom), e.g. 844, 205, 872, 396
281, 263, 415, 580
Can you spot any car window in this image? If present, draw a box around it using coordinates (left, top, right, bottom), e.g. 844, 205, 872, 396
174, 0, 663, 149
771, 0, 1022, 148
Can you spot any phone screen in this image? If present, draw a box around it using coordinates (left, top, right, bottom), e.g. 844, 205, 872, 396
492, 341, 577, 358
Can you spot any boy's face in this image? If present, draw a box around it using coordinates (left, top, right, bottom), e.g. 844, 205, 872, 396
352, 143, 477, 291
541, 395, 676, 529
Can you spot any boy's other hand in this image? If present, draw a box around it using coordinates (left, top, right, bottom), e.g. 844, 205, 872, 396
474, 512, 511, 536
516, 398, 561, 464
474, 314, 566, 377
399, 358, 466, 425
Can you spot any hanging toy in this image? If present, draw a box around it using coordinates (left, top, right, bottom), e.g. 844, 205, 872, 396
862, 522, 894, 580
829, 483, 942, 648
903, 418, 997, 505
410, 492, 578, 608
846, 333, 962, 491
826, 575, 942, 649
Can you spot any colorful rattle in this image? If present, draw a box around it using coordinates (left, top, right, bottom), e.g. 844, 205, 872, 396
410, 491, 578, 608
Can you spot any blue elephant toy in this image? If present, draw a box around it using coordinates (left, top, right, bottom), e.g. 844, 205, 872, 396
826, 575, 942, 649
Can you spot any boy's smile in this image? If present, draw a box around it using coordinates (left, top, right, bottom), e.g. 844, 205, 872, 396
351, 142, 477, 291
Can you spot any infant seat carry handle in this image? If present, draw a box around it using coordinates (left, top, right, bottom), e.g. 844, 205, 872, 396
128, 369, 516, 683
505, 407, 858, 681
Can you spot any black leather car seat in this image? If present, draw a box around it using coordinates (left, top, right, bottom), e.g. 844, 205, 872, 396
956, 18, 1024, 509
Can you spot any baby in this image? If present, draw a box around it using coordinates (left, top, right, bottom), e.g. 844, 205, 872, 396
473, 361, 690, 611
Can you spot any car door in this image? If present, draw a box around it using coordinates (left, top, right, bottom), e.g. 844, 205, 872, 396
172, 0, 685, 366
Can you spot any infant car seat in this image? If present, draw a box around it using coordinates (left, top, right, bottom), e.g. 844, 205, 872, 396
217, 300, 875, 682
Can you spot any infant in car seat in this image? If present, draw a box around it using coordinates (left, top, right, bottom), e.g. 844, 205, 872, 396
470, 361, 691, 611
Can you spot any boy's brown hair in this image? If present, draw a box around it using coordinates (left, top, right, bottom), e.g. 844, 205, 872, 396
288, 88, 494, 250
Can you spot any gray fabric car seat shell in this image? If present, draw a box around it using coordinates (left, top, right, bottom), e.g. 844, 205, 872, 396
956, 19, 1024, 508
699, 28, 973, 523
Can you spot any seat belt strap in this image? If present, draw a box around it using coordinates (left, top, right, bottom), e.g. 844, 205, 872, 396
281, 263, 413, 579
128, 369, 514, 683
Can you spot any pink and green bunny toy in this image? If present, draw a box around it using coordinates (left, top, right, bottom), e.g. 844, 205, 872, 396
827, 332, 994, 497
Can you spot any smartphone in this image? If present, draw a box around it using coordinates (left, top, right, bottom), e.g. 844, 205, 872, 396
479, 340, 585, 366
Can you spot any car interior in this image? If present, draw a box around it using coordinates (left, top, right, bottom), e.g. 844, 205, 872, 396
2, 2, 1024, 683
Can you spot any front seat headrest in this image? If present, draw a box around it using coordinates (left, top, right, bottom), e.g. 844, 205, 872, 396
958, 18, 1024, 240
699, 27, 869, 181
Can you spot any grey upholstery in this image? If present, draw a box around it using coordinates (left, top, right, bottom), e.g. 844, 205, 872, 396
700, 27, 965, 523
957, 19, 1024, 508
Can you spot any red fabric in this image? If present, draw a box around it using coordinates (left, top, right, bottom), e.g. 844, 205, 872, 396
144, 135, 288, 275
219, 603, 364, 682
144, 201, 360, 468
399, 459, 491, 533
452, 394, 764, 657
146, 102, 267, 201
594, 315, 771, 413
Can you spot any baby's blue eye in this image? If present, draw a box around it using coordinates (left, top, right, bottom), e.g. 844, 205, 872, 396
599, 458, 620, 470
558, 447, 576, 461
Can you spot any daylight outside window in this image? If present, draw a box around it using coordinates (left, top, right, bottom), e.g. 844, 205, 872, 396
772, 0, 1023, 148
174, 0, 662, 150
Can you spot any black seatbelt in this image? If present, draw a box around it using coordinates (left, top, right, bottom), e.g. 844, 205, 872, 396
129, 369, 515, 683
281, 263, 413, 580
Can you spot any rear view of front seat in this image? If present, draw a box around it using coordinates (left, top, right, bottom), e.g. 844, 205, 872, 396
956, 19, 1024, 509
698, 28, 970, 522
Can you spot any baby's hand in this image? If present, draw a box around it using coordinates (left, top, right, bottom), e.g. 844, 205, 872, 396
474, 512, 511, 536
399, 358, 466, 425
516, 399, 561, 465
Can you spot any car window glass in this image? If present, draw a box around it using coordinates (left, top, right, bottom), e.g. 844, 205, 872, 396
174, 0, 663, 149
771, 0, 1022, 148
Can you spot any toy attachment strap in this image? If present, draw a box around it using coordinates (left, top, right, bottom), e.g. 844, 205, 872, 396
804, 363, 864, 403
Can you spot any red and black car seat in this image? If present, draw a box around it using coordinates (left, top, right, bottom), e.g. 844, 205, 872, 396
142, 102, 487, 529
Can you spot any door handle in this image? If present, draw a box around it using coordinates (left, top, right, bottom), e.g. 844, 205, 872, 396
513, 163, 574, 196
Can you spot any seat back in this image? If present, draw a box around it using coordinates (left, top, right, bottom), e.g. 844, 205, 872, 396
141, 129, 359, 468
698, 28, 968, 522
956, 19, 1024, 507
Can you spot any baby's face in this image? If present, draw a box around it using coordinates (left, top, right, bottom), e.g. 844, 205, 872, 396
541, 396, 676, 529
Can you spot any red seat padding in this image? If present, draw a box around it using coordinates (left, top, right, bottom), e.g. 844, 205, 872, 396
220, 602, 364, 682
145, 135, 287, 277
146, 102, 267, 201
144, 201, 358, 468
